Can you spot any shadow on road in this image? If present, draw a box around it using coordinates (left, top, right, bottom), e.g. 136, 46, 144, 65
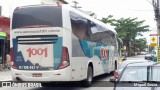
28, 73, 114, 90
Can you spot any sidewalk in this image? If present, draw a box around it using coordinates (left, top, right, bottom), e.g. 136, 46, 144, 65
0, 70, 12, 81
120, 55, 146, 64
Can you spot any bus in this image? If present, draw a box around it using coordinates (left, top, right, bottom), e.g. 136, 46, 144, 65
10, 4, 122, 86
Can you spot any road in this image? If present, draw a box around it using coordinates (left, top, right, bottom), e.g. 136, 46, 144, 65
0, 55, 145, 90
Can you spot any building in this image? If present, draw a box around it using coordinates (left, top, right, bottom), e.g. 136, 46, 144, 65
0, 16, 10, 65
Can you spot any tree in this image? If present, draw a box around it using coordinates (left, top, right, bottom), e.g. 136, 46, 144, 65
135, 38, 147, 52
101, 16, 150, 56
100, 15, 116, 24
114, 18, 150, 56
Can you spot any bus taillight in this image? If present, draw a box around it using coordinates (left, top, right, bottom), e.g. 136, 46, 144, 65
10, 48, 17, 69
58, 47, 70, 69
56, 2, 62, 7
14, 7, 19, 11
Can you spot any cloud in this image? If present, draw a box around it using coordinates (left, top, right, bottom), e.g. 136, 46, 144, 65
0, 0, 41, 17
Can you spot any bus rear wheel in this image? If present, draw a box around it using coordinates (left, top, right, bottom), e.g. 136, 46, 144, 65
83, 66, 93, 87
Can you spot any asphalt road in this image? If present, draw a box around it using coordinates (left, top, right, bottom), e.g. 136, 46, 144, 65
0, 73, 114, 90
0, 55, 145, 90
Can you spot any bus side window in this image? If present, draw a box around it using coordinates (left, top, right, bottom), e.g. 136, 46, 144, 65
70, 14, 88, 40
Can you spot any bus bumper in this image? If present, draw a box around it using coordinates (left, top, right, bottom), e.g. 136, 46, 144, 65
11, 66, 72, 82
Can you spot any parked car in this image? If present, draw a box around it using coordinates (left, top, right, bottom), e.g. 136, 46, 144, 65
114, 60, 152, 79
111, 62, 160, 90
140, 52, 147, 55
144, 54, 153, 60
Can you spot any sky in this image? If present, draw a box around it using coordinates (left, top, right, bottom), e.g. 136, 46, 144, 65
0, 0, 157, 44
66, 0, 157, 44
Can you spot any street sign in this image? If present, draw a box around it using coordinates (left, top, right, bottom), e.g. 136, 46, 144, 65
150, 34, 158, 36
152, 37, 155, 42
150, 36, 157, 46
150, 43, 157, 46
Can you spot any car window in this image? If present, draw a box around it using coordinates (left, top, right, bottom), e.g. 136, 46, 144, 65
120, 67, 147, 81
119, 61, 134, 69
119, 61, 146, 69
151, 66, 160, 81
119, 62, 128, 69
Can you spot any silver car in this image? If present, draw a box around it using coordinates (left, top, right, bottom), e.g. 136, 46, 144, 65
111, 62, 160, 90
114, 60, 152, 79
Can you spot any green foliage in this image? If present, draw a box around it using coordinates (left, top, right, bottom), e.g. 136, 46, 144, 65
113, 17, 150, 41
135, 38, 147, 51
100, 15, 116, 24
101, 15, 150, 56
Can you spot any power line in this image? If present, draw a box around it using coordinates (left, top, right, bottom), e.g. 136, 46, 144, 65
146, 0, 155, 7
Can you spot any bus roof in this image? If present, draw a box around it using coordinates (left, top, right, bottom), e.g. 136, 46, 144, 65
64, 5, 117, 34
15, 4, 117, 35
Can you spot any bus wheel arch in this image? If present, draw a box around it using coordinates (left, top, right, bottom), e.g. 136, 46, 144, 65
114, 60, 117, 70
88, 62, 93, 75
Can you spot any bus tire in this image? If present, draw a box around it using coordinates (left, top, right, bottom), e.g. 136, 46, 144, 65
114, 61, 117, 70
83, 66, 93, 87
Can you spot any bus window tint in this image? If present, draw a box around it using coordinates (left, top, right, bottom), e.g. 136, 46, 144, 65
70, 12, 88, 40
89, 22, 113, 45
70, 11, 117, 46
70, 11, 87, 57
12, 6, 62, 29
70, 11, 119, 58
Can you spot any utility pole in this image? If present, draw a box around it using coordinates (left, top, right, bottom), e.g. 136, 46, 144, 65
0, 6, 1, 16
152, 0, 160, 62
157, 0, 160, 62
72, 0, 81, 9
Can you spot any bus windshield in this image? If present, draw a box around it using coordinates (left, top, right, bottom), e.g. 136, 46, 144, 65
12, 6, 62, 29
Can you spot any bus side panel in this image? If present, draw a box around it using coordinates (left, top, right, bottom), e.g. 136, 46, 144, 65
108, 46, 115, 72
62, 7, 73, 80
69, 33, 87, 81
70, 33, 109, 80
62, 6, 72, 60
62, 7, 88, 81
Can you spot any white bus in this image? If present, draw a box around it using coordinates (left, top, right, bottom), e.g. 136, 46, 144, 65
10, 4, 121, 86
